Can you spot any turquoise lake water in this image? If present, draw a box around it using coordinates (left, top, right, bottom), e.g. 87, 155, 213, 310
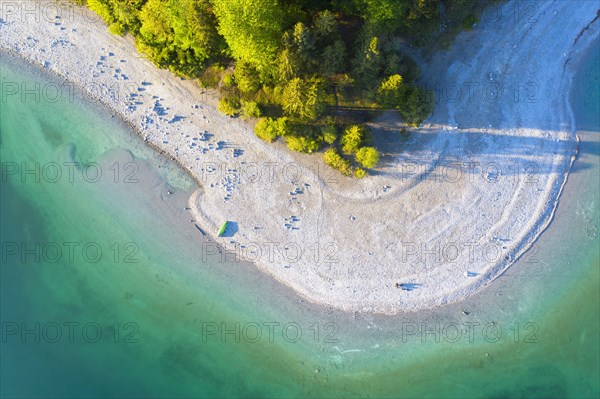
1, 45, 598, 398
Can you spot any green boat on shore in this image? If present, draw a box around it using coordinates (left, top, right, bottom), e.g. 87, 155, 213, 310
217, 221, 229, 237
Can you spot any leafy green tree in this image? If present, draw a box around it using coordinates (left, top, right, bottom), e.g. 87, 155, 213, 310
355, 146, 380, 168
116, 1, 143, 32
403, 0, 439, 29
321, 125, 338, 144
255, 118, 278, 142
356, 0, 406, 33
241, 100, 262, 119
378, 74, 404, 107
137, 0, 173, 62
198, 64, 224, 88
323, 148, 352, 176
314, 10, 337, 37
87, 0, 139, 34
254, 117, 289, 142
285, 135, 320, 153
136, 0, 221, 75
291, 22, 316, 65
352, 33, 383, 94
321, 40, 346, 77
170, 0, 223, 66
278, 21, 318, 78
87, 0, 113, 24
218, 96, 241, 116
221, 73, 236, 88
340, 125, 367, 154
212, 0, 285, 74
398, 86, 435, 126
276, 49, 300, 83
234, 61, 261, 94
138, 0, 171, 43
356, 0, 438, 33
354, 168, 367, 178
282, 78, 326, 120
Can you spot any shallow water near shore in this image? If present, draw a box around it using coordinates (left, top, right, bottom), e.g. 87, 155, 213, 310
1, 45, 598, 399
572, 40, 600, 133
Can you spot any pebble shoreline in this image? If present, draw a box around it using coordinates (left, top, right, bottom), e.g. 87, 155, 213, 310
1, 0, 598, 313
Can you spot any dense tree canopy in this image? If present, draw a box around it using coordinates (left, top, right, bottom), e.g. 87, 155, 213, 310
341, 125, 368, 155
355, 146, 380, 168
282, 78, 326, 121
212, 0, 285, 76
86, 0, 479, 177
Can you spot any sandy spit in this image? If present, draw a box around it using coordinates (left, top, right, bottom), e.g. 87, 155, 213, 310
1, 0, 598, 313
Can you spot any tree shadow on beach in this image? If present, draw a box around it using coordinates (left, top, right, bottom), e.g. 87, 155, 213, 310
370, 119, 599, 180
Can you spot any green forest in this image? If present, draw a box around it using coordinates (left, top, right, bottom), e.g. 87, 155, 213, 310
82, 0, 483, 177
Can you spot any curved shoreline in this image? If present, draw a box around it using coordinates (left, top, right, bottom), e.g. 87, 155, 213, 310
1, 0, 598, 314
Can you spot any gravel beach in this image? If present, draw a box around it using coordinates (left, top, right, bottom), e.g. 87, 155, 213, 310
2, 0, 598, 313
